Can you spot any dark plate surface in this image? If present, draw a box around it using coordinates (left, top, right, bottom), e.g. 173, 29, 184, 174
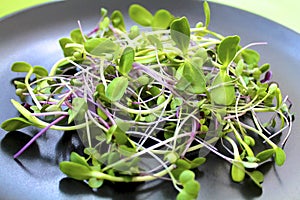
1, 0, 300, 199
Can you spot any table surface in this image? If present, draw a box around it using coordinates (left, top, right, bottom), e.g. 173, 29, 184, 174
0, 0, 299, 34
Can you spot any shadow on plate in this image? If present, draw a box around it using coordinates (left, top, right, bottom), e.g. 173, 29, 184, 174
59, 177, 178, 200
55, 130, 85, 164
1, 130, 40, 159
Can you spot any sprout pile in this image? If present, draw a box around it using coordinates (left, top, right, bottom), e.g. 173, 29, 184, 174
1, 2, 293, 199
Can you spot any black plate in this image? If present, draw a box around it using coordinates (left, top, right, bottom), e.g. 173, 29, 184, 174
1, 0, 300, 199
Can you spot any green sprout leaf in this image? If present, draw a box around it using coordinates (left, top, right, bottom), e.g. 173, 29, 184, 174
241, 48, 260, 65
210, 72, 236, 106
118, 47, 135, 75
84, 38, 119, 56
176, 61, 206, 94
170, 17, 190, 54
177, 170, 200, 199
111, 10, 126, 32
203, 1, 210, 28
165, 152, 179, 164
11, 62, 32, 73
179, 170, 195, 184
274, 147, 286, 166
59, 161, 92, 180
217, 35, 240, 69
128, 25, 140, 39
128, 4, 153, 26
33, 65, 48, 78
175, 159, 191, 169
256, 149, 275, 162
68, 97, 88, 124
259, 63, 270, 73
70, 28, 85, 44
88, 177, 104, 188
152, 9, 174, 30
176, 190, 195, 200
231, 161, 245, 182
183, 179, 200, 198
1, 117, 32, 131
99, 17, 110, 31
59, 38, 76, 57
235, 59, 244, 77
70, 152, 90, 168
100, 8, 107, 17
95, 83, 111, 103
248, 170, 264, 188
190, 157, 206, 168
244, 135, 255, 146
105, 77, 128, 102
107, 125, 129, 145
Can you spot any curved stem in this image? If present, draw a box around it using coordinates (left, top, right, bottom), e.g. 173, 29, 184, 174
14, 115, 67, 158
91, 164, 176, 182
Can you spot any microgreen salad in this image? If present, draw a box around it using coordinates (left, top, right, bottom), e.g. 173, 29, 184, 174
1, 2, 293, 200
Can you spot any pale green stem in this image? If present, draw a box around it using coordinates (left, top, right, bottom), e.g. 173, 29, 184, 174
11, 99, 91, 131
228, 120, 254, 157
25, 67, 42, 109
49, 57, 72, 76
91, 164, 176, 182
113, 94, 173, 115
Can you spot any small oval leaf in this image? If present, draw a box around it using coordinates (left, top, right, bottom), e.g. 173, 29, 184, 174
176, 190, 194, 200
105, 77, 128, 102
88, 177, 104, 188
256, 148, 275, 162
152, 9, 174, 30
111, 10, 126, 32
33, 66, 48, 77
70, 152, 90, 168
11, 62, 32, 73
59, 161, 92, 180
70, 28, 85, 44
170, 17, 190, 54
210, 72, 236, 106
183, 179, 200, 197
129, 4, 153, 26
249, 170, 264, 184
241, 48, 260, 65
190, 157, 206, 168
1, 117, 32, 131
203, 1, 210, 28
175, 159, 191, 169
217, 35, 240, 68
274, 147, 286, 166
231, 161, 245, 182
179, 170, 195, 184
118, 47, 135, 75
59, 37, 76, 57
68, 97, 88, 124
84, 38, 118, 56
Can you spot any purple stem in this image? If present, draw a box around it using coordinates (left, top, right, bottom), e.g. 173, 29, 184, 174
87, 27, 99, 37
181, 119, 197, 157
89, 110, 110, 129
13, 115, 67, 159
175, 107, 180, 118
